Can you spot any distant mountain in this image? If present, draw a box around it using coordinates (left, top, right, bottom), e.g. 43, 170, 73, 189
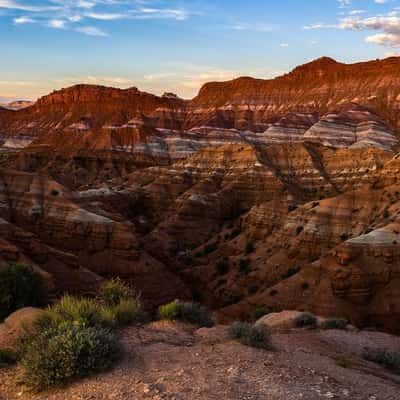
0, 100, 35, 110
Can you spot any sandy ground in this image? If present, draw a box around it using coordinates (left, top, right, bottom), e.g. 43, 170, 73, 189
0, 322, 399, 400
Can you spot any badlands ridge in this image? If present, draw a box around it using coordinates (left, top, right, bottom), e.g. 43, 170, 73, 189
0, 57, 400, 333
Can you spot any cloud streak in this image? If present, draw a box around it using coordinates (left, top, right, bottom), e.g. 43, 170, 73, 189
0, 0, 192, 36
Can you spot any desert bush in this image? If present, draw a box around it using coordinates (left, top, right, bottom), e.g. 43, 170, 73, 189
281, 266, 301, 280
335, 357, 353, 369
204, 242, 218, 255
108, 299, 144, 327
229, 322, 271, 349
383, 209, 390, 219
254, 306, 270, 320
36, 293, 144, 330
0, 263, 46, 320
321, 318, 348, 330
158, 300, 214, 327
0, 348, 19, 367
98, 278, 133, 306
301, 282, 310, 290
216, 257, 230, 275
51, 296, 106, 327
228, 228, 241, 240
239, 258, 250, 273
294, 312, 317, 328
363, 348, 400, 373
248, 285, 259, 295
245, 241, 255, 254
19, 321, 121, 391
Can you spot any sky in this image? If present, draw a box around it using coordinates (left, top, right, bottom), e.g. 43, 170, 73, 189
0, 0, 400, 101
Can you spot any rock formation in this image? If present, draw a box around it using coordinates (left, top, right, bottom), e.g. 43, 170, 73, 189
0, 56, 400, 332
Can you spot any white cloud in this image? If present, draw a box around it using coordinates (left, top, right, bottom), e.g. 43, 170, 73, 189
338, 0, 351, 8
48, 19, 65, 28
13, 15, 34, 24
0, 0, 59, 12
280, 43, 289, 47
231, 22, 274, 32
305, 13, 400, 48
349, 10, 366, 15
75, 25, 107, 36
130, 7, 189, 21
85, 12, 124, 20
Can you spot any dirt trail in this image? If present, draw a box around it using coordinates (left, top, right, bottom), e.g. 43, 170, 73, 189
1, 322, 399, 400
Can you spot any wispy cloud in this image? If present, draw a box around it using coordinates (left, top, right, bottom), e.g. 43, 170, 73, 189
58, 75, 134, 85
75, 25, 107, 36
231, 22, 274, 32
141, 63, 284, 97
13, 15, 34, 24
0, 0, 192, 36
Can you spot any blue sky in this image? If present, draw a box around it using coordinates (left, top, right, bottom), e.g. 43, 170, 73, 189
0, 0, 399, 101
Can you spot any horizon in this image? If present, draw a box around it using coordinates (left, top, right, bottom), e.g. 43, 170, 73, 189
1, 55, 400, 104
1, 0, 400, 101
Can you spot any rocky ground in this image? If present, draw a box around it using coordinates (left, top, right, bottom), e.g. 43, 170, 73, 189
1, 321, 399, 400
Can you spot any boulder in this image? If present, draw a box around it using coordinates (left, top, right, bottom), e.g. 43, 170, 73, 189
255, 310, 305, 331
0, 307, 44, 349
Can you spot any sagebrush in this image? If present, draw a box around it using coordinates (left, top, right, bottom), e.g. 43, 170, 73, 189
229, 321, 272, 349
0, 263, 46, 321
158, 300, 214, 327
19, 321, 121, 391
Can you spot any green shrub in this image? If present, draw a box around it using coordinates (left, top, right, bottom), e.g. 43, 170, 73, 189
98, 278, 133, 306
108, 299, 144, 327
335, 357, 353, 369
51, 296, 106, 327
301, 282, 310, 290
158, 300, 214, 327
222, 294, 244, 307
363, 348, 400, 373
0, 348, 19, 367
281, 266, 301, 280
216, 257, 230, 275
294, 312, 317, 328
239, 258, 250, 273
245, 242, 255, 254
0, 263, 46, 321
248, 285, 259, 295
383, 209, 390, 219
229, 322, 271, 349
19, 321, 121, 391
321, 318, 348, 330
254, 306, 270, 320
228, 228, 241, 240
204, 242, 218, 255
36, 294, 144, 330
